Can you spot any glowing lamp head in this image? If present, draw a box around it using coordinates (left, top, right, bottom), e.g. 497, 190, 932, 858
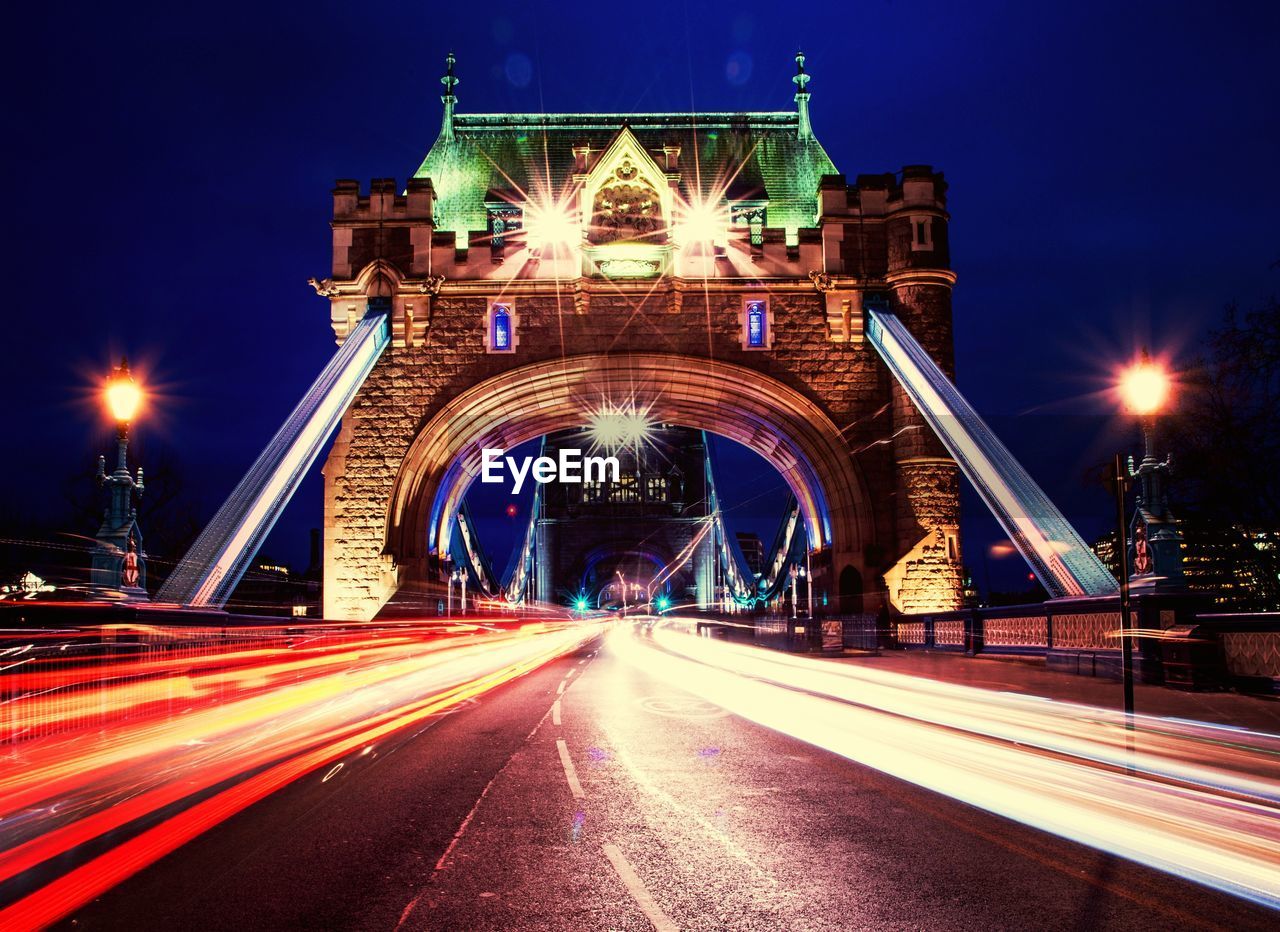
105, 357, 142, 424
1118, 354, 1170, 416
574, 597, 589, 612
654, 595, 670, 613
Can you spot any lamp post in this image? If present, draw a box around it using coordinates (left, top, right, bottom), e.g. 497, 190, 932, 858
91, 357, 147, 599
789, 565, 800, 619
616, 570, 627, 615
1111, 450, 1135, 729
1114, 350, 1176, 728
806, 550, 814, 618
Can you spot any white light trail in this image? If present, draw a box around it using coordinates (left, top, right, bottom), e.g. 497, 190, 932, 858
612, 623, 1280, 910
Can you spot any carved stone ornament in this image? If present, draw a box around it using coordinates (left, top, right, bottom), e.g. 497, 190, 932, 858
808, 270, 835, 293
308, 276, 341, 297
419, 274, 446, 296
590, 169, 663, 245
599, 258, 659, 278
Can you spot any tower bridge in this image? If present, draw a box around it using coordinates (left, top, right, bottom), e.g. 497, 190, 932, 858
159, 53, 1116, 619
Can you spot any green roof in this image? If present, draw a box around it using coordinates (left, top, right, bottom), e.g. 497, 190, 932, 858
412, 111, 838, 236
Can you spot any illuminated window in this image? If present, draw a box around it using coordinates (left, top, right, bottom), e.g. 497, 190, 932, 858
742, 297, 772, 350
492, 306, 511, 349
644, 476, 668, 502
611, 473, 641, 502
486, 301, 516, 353
747, 303, 766, 346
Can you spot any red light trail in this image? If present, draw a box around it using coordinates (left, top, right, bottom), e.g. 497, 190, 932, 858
0, 617, 602, 928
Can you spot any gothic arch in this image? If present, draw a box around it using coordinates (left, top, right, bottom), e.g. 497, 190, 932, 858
384, 353, 874, 587
353, 259, 403, 297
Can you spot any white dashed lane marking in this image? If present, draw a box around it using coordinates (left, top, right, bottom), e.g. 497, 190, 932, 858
603, 842, 679, 931
555, 738, 585, 799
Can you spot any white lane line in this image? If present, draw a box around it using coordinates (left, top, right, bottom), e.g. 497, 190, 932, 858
565, 669, 575, 680
552, 700, 562, 726
557, 679, 566, 695
602, 843, 678, 932
555, 738, 585, 799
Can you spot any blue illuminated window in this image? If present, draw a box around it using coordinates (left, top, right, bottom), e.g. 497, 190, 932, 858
745, 300, 767, 348
491, 304, 512, 351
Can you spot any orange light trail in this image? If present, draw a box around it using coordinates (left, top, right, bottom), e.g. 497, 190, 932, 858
0, 618, 603, 927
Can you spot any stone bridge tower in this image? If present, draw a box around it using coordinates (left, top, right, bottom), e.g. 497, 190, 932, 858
318, 53, 963, 620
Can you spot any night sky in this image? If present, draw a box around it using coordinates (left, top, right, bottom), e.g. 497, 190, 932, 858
5, 1, 1278, 593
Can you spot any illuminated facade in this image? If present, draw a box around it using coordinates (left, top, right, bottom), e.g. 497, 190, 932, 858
320, 53, 963, 620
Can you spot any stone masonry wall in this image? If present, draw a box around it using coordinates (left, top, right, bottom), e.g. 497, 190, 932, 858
324, 287, 903, 619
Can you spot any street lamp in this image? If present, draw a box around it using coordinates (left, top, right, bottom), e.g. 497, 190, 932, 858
1112, 350, 1180, 730
105, 362, 143, 427
1118, 355, 1170, 417
91, 357, 147, 599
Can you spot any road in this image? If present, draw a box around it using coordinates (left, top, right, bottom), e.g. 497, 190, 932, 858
57, 623, 1279, 931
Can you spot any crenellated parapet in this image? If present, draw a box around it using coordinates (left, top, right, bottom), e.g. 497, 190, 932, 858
331, 178, 436, 280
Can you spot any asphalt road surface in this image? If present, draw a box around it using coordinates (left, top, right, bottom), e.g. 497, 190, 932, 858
63, 631, 1279, 931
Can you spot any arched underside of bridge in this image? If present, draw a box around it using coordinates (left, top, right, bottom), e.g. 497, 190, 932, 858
383, 353, 875, 602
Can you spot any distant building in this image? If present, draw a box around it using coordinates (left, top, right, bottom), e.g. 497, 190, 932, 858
228, 554, 321, 618
735, 533, 765, 577
0, 571, 56, 600
1092, 532, 1119, 578
961, 567, 979, 608
1091, 521, 1280, 611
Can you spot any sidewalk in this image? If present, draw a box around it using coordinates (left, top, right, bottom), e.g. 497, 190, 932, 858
825, 649, 1280, 734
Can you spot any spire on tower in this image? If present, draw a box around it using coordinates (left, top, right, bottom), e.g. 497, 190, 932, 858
792, 50, 812, 138
440, 52, 459, 139
792, 50, 811, 93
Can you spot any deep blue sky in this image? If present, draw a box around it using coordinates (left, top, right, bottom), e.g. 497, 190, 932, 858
4, 1, 1278, 592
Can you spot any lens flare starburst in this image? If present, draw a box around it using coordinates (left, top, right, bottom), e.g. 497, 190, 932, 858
672, 196, 729, 250
583, 400, 656, 456
524, 196, 580, 252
